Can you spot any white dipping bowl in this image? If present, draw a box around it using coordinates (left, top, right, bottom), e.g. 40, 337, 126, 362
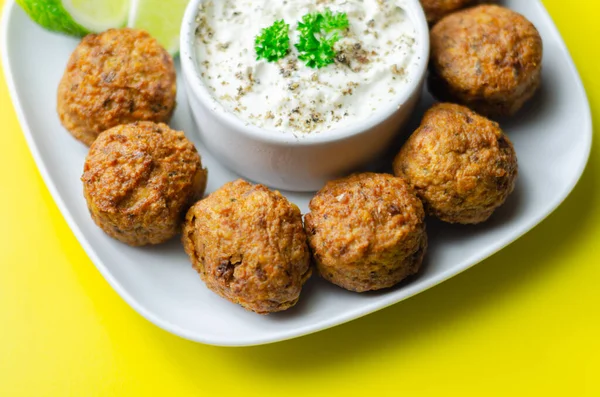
180, 0, 429, 192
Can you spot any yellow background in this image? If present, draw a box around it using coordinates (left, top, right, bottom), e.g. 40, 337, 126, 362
1, 0, 598, 395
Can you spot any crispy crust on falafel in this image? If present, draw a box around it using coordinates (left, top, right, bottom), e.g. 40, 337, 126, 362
394, 103, 518, 224
182, 180, 312, 314
82, 122, 206, 246
429, 5, 543, 118
58, 28, 177, 146
305, 173, 427, 292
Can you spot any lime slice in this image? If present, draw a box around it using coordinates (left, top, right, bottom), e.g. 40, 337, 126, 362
16, 0, 129, 36
62, 0, 129, 32
127, 0, 189, 55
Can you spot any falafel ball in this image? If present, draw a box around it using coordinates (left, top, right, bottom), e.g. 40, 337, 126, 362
420, 0, 478, 25
393, 103, 518, 224
304, 173, 427, 293
429, 5, 543, 118
182, 180, 312, 314
58, 28, 177, 146
82, 122, 207, 246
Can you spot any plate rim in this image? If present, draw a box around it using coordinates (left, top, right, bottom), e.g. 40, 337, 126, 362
1, 0, 593, 346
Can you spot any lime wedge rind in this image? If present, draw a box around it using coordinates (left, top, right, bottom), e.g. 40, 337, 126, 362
16, 0, 89, 36
16, 0, 129, 36
17, 0, 186, 56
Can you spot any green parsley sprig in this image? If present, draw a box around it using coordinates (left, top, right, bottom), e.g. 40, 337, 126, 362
255, 19, 290, 62
295, 9, 349, 68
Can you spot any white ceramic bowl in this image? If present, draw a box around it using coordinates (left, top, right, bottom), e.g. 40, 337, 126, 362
180, 0, 430, 192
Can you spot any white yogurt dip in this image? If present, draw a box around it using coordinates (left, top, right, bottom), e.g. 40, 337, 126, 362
194, 0, 418, 135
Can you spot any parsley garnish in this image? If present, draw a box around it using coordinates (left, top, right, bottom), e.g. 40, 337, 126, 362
295, 9, 349, 68
255, 20, 291, 62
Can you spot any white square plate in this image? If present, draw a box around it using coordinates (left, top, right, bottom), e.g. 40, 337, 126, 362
1, 0, 591, 346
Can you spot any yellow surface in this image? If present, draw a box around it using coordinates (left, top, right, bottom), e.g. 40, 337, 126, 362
1, 0, 598, 395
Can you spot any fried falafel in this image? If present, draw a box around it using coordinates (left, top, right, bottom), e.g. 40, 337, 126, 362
82, 122, 207, 246
182, 180, 312, 314
393, 103, 518, 224
420, 0, 479, 25
429, 5, 543, 118
304, 173, 427, 293
58, 28, 177, 146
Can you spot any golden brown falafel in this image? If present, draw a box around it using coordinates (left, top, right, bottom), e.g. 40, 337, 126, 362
429, 5, 543, 118
420, 0, 478, 25
82, 122, 206, 246
58, 28, 177, 146
393, 103, 518, 224
182, 180, 312, 314
304, 173, 427, 293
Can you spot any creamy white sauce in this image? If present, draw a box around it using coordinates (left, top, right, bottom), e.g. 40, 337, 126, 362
195, 0, 418, 135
